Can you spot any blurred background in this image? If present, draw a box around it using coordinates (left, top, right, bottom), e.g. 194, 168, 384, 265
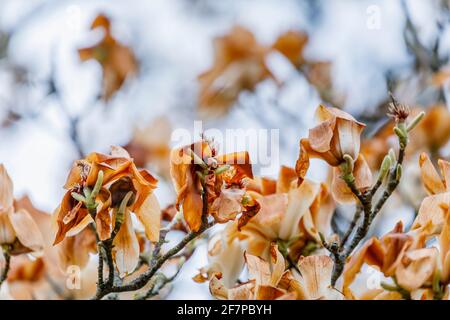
1, 0, 450, 299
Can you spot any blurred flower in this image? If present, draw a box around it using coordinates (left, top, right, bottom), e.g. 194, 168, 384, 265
53, 147, 160, 277
170, 139, 254, 231
0, 165, 44, 255
198, 27, 312, 117
123, 116, 172, 179
78, 14, 138, 101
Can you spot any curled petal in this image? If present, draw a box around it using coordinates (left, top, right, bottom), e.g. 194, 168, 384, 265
210, 188, 244, 224
209, 273, 229, 300
245, 252, 271, 285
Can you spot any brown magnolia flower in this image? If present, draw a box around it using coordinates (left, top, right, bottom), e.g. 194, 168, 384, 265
78, 14, 138, 101
296, 105, 365, 175
53, 147, 160, 277
170, 139, 254, 232
123, 116, 172, 179
209, 245, 342, 300
231, 166, 335, 261
0, 165, 44, 255
198, 26, 274, 117
342, 221, 444, 299
412, 153, 450, 234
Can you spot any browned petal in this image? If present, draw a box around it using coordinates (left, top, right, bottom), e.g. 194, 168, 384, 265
210, 188, 244, 224
209, 273, 229, 300
276, 166, 297, 194
396, 248, 438, 291
0, 164, 14, 212
112, 210, 140, 277
255, 285, 286, 300
331, 154, 373, 204
440, 211, 450, 283
53, 191, 89, 245
412, 192, 450, 235
9, 209, 44, 253
419, 153, 446, 195
272, 30, 308, 68
260, 177, 277, 195
216, 151, 253, 180
295, 139, 311, 185
228, 282, 254, 300
297, 255, 336, 300
245, 251, 271, 285
0, 208, 15, 244
134, 193, 160, 242
57, 227, 96, 271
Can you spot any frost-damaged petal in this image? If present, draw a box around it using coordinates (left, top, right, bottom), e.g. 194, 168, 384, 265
169, 147, 203, 231
438, 158, 450, 192
419, 153, 446, 195
276, 166, 297, 194
228, 282, 254, 300
9, 209, 44, 252
113, 210, 140, 277
308, 118, 335, 153
412, 192, 450, 235
0, 208, 16, 244
269, 244, 285, 287
215, 151, 253, 179
210, 188, 244, 224
209, 273, 229, 300
278, 179, 320, 241
336, 117, 364, 160
245, 252, 271, 285
297, 255, 337, 300
395, 248, 438, 291
0, 164, 14, 212
57, 227, 96, 270
134, 193, 160, 242
295, 139, 310, 185
440, 212, 450, 283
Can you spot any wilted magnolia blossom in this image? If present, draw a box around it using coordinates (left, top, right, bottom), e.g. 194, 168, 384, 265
208, 244, 342, 300
195, 165, 335, 288
296, 104, 372, 203
53, 146, 160, 277
234, 166, 335, 261
78, 14, 138, 101
0, 165, 44, 255
198, 26, 309, 117
170, 139, 255, 232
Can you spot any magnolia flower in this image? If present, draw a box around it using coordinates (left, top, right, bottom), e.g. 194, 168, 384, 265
194, 223, 245, 288
412, 153, 450, 235
198, 27, 311, 117
209, 245, 342, 300
170, 140, 254, 232
0, 165, 44, 255
53, 147, 160, 277
232, 166, 335, 261
342, 221, 446, 299
78, 14, 138, 101
296, 105, 371, 203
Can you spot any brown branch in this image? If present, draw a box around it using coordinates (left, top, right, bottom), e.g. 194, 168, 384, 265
0, 244, 11, 287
